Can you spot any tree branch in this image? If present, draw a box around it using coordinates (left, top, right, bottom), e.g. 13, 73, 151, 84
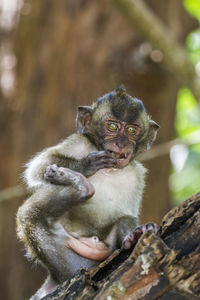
0, 185, 28, 203
111, 0, 200, 100
139, 131, 200, 161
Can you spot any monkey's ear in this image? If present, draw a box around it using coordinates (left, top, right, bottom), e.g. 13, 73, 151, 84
146, 120, 160, 150
76, 106, 93, 134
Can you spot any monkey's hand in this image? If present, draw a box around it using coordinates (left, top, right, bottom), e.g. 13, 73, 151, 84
83, 151, 117, 176
123, 222, 158, 250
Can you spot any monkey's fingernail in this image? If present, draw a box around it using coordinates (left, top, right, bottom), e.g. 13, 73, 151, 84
135, 228, 143, 234
147, 225, 154, 231
145, 222, 158, 233
129, 233, 134, 239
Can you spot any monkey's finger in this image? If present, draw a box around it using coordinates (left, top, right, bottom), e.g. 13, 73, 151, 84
46, 164, 58, 173
103, 161, 118, 168
99, 162, 118, 169
103, 164, 116, 169
123, 239, 132, 249
104, 151, 116, 158
123, 234, 137, 249
134, 223, 158, 234
105, 157, 117, 163
88, 151, 110, 159
145, 222, 158, 234
93, 157, 117, 166
98, 150, 115, 158
44, 167, 58, 178
95, 151, 114, 160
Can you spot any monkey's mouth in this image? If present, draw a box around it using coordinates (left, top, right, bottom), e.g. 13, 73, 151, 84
108, 151, 132, 166
114, 152, 129, 159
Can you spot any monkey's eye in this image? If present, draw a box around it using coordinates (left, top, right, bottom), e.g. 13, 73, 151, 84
127, 126, 136, 134
108, 123, 118, 131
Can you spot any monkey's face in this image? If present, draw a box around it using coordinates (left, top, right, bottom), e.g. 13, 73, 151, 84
101, 118, 142, 168
77, 87, 159, 166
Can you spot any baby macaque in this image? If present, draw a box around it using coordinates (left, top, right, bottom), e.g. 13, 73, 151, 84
17, 86, 159, 299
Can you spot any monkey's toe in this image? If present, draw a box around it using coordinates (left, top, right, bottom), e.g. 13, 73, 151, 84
144, 222, 158, 233
44, 164, 68, 184
44, 165, 59, 179
123, 233, 135, 249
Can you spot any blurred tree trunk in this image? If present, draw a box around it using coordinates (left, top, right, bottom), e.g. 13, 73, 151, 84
0, 1, 196, 299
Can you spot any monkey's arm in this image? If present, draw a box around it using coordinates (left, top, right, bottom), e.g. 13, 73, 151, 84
25, 147, 117, 189
51, 150, 117, 177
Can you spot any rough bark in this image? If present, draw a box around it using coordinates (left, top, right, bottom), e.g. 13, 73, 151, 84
42, 193, 200, 300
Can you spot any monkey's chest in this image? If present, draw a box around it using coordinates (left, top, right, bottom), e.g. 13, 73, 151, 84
64, 166, 144, 237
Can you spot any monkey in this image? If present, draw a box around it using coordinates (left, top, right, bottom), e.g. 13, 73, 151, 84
16, 86, 159, 299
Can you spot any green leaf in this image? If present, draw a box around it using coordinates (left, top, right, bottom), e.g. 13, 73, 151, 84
183, 0, 200, 22
175, 88, 200, 138
186, 30, 200, 64
170, 88, 200, 204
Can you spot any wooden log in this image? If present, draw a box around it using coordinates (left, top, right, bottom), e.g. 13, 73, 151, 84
42, 193, 200, 300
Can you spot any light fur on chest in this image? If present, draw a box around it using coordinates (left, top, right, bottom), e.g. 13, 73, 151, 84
25, 134, 146, 237
67, 163, 146, 236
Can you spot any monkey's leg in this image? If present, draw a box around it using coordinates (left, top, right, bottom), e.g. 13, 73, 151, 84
17, 167, 96, 282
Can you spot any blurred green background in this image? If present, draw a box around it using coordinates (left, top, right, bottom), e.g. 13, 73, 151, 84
170, 0, 200, 203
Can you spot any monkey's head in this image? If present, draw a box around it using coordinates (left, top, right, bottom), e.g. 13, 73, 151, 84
77, 86, 159, 168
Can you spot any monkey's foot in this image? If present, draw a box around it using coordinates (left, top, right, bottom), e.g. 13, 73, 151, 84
123, 222, 158, 250
66, 236, 112, 261
44, 164, 94, 197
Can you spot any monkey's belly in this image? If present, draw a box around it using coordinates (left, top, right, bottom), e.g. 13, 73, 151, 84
62, 166, 145, 237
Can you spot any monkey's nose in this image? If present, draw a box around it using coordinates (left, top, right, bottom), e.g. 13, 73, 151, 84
115, 143, 127, 152
116, 137, 129, 149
